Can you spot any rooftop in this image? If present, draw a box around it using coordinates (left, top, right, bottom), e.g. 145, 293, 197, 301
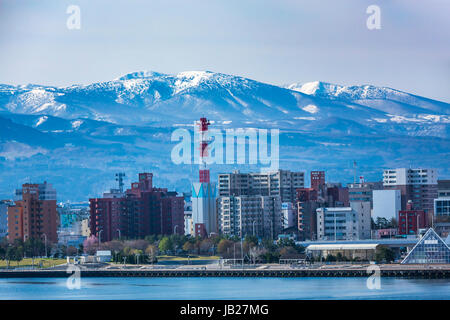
306, 244, 380, 251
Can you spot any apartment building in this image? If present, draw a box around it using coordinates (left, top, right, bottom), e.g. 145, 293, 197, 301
383, 168, 438, 214
218, 195, 282, 239
90, 173, 184, 242
217, 170, 305, 203
7, 182, 58, 244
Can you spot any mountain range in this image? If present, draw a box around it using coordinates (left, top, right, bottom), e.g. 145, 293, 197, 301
0, 71, 449, 201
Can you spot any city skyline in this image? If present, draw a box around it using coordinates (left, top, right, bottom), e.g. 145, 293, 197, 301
0, 0, 449, 304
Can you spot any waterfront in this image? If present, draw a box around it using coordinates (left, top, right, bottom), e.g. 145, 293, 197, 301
1, 277, 449, 300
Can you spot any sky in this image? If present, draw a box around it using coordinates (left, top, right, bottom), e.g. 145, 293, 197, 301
0, 0, 449, 102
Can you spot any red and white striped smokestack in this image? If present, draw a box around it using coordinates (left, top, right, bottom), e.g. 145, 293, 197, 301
197, 117, 210, 183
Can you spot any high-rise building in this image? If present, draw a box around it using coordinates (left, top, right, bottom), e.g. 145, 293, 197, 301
218, 195, 282, 239
316, 201, 371, 240
372, 189, 401, 220
296, 188, 321, 241
383, 168, 438, 214
297, 201, 320, 241
89, 173, 184, 242
218, 169, 305, 203
7, 182, 58, 244
348, 181, 383, 208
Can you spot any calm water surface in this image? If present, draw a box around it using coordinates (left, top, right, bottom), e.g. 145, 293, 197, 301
1, 277, 449, 300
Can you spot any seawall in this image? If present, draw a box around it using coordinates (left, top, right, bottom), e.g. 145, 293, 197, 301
0, 267, 449, 279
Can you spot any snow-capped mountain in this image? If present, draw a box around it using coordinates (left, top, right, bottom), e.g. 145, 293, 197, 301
0, 71, 449, 201
2, 71, 448, 129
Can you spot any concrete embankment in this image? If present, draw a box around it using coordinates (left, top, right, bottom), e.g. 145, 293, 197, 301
0, 266, 449, 279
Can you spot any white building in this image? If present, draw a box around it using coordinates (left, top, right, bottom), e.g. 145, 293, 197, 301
281, 202, 296, 229
383, 168, 438, 186
218, 195, 282, 239
316, 202, 371, 240
373, 189, 401, 220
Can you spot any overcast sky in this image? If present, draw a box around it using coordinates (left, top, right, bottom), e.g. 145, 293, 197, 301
0, 0, 449, 102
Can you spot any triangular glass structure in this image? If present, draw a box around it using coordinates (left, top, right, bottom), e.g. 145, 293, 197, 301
401, 228, 450, 264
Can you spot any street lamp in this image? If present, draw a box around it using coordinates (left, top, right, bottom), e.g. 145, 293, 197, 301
233, 243, 236, 266
174, 225, 178, 235
241, 237, 244, 270
116, 229, 121, 239
135, 253, 140, 265
41, 234, 47, 258
98, 230, 103, 244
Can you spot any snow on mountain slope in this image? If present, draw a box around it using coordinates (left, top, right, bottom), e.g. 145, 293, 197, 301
287, 81, 449, 116
1, 72, 448, 130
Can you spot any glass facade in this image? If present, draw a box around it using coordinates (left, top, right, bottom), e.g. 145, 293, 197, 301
402, 228, 450, 264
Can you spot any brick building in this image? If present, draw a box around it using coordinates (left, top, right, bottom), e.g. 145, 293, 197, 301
7, 182, 58, 244
89, 173, 184, 242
